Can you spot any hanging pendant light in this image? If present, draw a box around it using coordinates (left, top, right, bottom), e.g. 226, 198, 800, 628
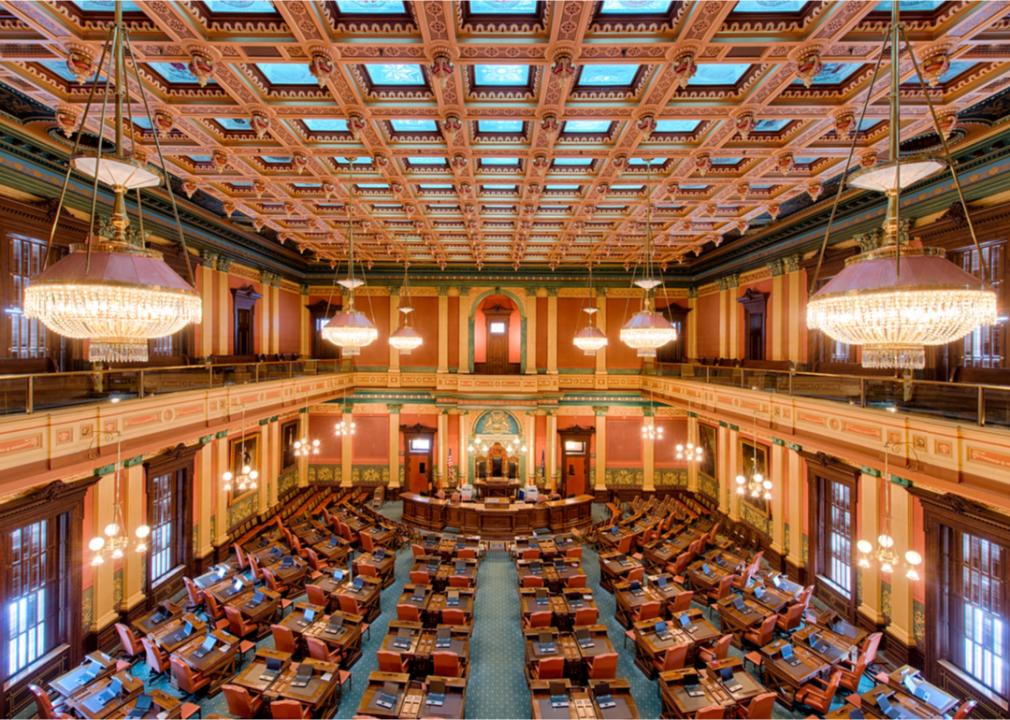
222, 406, 258, 493
856, 441, 923, 581
735, 413, 773, 501
291, 404, 320, 457
389, 263, 423, 353
89, 432, 149, 566
25, 2, 200, 363
573, 259, 608, 355
322, 171, 377, 355
675, 443, 704, 462
621, 161, 676, 358
806, 1, 996, 370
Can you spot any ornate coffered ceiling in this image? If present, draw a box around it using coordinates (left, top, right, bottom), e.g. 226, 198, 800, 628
1, 0, 1010, 274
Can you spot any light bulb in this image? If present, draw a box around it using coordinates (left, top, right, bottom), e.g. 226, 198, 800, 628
763, 491, 772, 501
857, 539, 873, 554
111, 547, 124, 560
241, 464, 252, 475
762, 480, 772, 490
753, 473, 763, 483
312, 439, 320, 447
91, 555, 104, 567
249, 481, 257, 490
135, 542, 147, 553
250, 470, 259, 480
878, 534, 895, 549
676, 444, 684, 453
223, 470, 233, 482
905, 567, 920, 582
89, 536, 105, 552
135, 525, 150, 539
735, 475, 745, 485
104, 522, 120, 537
224, 483, 232, 493
736, 487, 745, 496
905, 550, 922, 566
880, 561, 894, 574
313, 447, 319, 455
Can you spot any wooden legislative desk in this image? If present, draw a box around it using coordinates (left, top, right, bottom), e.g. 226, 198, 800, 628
401, 493, 593, 539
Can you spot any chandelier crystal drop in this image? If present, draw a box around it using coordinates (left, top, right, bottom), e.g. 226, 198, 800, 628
25, 3, 200, 364
806, 1, 996, 370
390, 265, 423, 354
675, 442, 704, 462
574, 262, 608, 355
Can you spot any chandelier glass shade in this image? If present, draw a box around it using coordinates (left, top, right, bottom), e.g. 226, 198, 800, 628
88, 433, 149, 566
735, 470, 773, 501
573, 323, 608, 355
806, 246, 997, 370
857, 536, 922, 581
675, 442, 704, 462
293, 437, 320, 457
846, 159, 945, 193
389, 324, 423, 352
222, 452, 258, 494
322, 301, 378, 356
26, 4, 200, 364
621, 301, 677, 358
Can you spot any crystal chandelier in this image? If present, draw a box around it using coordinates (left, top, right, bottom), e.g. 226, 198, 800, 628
641, 420, 664, 441
573, 260, 608, 355
334, 410, 356, 437
89, 433, 149, 566
223, 407, 258, 493
621, 162, 677, 358
735, 415, 772, 501
389, 263, 423, 353
292, 437, 320, 457
322, 175, 378, 356
24, 2, 200, 363
806, 1, 996, 370
856, 442, 923, 581
675, 442, 704, 462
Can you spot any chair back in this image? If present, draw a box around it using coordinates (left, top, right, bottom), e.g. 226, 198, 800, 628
358, 564, 379, 578
743, 692, 777, 719
953, 700, 977, 719
442, 609, 467, 626
588, 652, 618, 679
270, 700, 306, 719
750, 614, 777, 646
433, 651, 462, 677
183, 577, 203, 606
521, 575, 544, 588
249, 555, 263, 581
410, 570, 430, 585
305, 584, 328, 607
337, 595, 361, 615
688, 539, 705, 557
527, 610, 553, 628
224, 605, 247, 635
709, 633, 733, 661
411, 544, 425, 558
695, 705, 725, 719
233, 543, 247, 568
142, 636, 168, 674
262, 568, 282, 592
203, 591, 222, 620
271, 624, 297, 654
862, 631, 883, 664
536, 656, 565, 679
778, 602, 804, 631
573, 607, 598, 626
377, 649, 407, 673
672, 553, 692, 575
565, 546, 582, 561
171, 656, 201, 694
616, 535, 634, 554
669, 591, 694, 614
448, 575, 471, 588
627, 566, 645, 583
28, 684, 57, 720
397, 604, 421, 622
305, 637, 334, 662
222, 684, 257, 717
521, 548, 540, 560
456, 548, 477, 559
115, 622, 143, 656
824, 669, 842, 696
636, 600, 662, 621
660, 644, 688, 671
360, 532, 375, 552
304, 549, 323, 572
714, 575, 735, 600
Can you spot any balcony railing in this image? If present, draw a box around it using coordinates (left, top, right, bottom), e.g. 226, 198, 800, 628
654, 363, 1010, 428
0, 359, 343, 415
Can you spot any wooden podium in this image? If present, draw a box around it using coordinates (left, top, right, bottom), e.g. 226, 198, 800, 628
474, 477, 520, 499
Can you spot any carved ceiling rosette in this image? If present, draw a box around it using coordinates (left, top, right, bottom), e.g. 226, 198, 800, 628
937, 109, 959, 138
292, 151, 309, 174
670, 49, 697, 92
540, 113, 560, 137
211, 149, 229, 172
636, 113, 656, 139
918, 44, 950, 87
693, 153, 711, 175
441, 113, 462, 135
807, 181, 822, 201
153, 108, 175, 135
55, 105, 78, 137
793, 45, 823, 88
833, 109, 855, 137
767, 203, 780, 220
734, 109, 755, 140
551, 51, 577, 83
308, 48, 335, 86
185, 46, 217, 88
182, 180, 197, 198
429, 50, 454, 86
860, 149, 879, 168
776, 152, 794, 174
347, 113, 366, 139
250, 109, 271, 139
65, 43, 96, 84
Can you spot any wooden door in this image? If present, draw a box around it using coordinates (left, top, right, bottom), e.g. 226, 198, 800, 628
484, 305, 511, 373
558, 427, 594, 498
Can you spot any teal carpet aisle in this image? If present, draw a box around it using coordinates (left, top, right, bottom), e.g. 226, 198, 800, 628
466, 550, 531, 718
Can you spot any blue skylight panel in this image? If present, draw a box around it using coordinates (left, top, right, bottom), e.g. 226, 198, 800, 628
794, 156, 818, 164
408, 156, 448, 165
390, 119, 438, 132
750, 183, 774, 189
654, 120, 700, 133
148, 62, 206, 84
483, 184, 518, 191
688, 64, 751, 86
334, 156, 372, 164
858, 119, 882, 131
553, 157, 593, 166
256, 63, 317, 85
481, 157, 520, 166
216, 117, 252, 131
734, 0, 806, 12
579, 64, 640, 86
477, 120, 524, 133
188, 155, 212, 163
545, 184, 579, 190
262, 155, 292, 163
293, 182, 322, 188
365, 64, 425, 85
611, 184, 644, 190
71, 1, 141, 11
563, 120, 611, 134
419, 183, 454, 189
230, 180, 254, 187
474, 65, 530, 86
795, 62, 860, 86
356, 183, 390, 189
335, 0, 405, 12
470, 0, 537, 13
875, 0, 943, 11
205, 0, 276, 12
679, 184, 708, 190
599, 0, 671, 12
132, 116, 153, 129
711, 157, 742, 165
629, 157, 666, 166
753, 119, 791, 132
303, 118, 349, 132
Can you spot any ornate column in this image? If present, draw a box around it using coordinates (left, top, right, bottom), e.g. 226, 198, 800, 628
525, 411, 536, 485
459, 410, 470, 485
595, 289, 607, 376
200, 251, 216, 357
716, 424, 730, 515
784, 255, 803, 363
213, 433, 230, 547
524, 288, 537, 374
257, 421, 270, 513
299, 284, 310, 358
858, 470, 885, 625
686, 413, 699, 492
388, 289, 400, 373
297, 411, 310, 487
268, 419, 280, 509
437, 287, 449, 374
436, 410, 448, 488
547, 288, 558, 375
770, 441, 787, 555
259, 272, 273, 356
120, 459, 145, 614
216, 256, 231, 354
687, 287, 698, 360
642, 412, 656, 493
269, 276, 280, 354
594, 406, 608, 491
90, 470, 118, 635
340, 406, 353, 488
197, 438, 214, 557
768, 260, 785, 361
721, 274, 740, 359
886, 485, 915, 651
458, 288, 472, 373
387, 403, 401, 489
787, 447, 805, 572
727, 425, 741, 520
546, 410, 558, 490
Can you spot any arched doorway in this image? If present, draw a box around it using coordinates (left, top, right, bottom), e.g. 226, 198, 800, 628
471, 293, 523, 374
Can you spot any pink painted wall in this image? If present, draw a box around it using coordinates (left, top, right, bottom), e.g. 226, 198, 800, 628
654, 417, 688, 467
352, 415, 388, 463
277, 287, 301, 354
607, 418, 643, 466
695, 292, 720, 359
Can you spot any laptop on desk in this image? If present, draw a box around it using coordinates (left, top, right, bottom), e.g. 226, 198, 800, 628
426, 679, 446, 707
446, 590, 460, 607
246, 590, 265, 609
259, 657, 283, 682
126, 694, 152, 720
291, 663, 313, 688
298, 607, 316, 626
779, 643, 802, 667
537, 631, 557, 654
193, 635, 217, 659
392, 628, 412, 650
373, 682, 400, 710
654, 621, 673, 641
593, 682, 616, 710
549, 681, 569, 709
575, 628, 594, 649
325, 616, 344, 635
435, 627, 452, 649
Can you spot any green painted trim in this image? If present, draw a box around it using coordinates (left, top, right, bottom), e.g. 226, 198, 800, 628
298, 408, 309, 415
687, 411, 698, 418
558, 368, 595, 375
124, 455, 144, 468
215, 430, 229, 439
606, 368, 644, 375
94, 463, 115, 477
200, 434, 214, 445
772, 437, 785, 446
718, 420, 728, 428
890, 475, 913, 488
728, 424, 740, 432
401, 366, 438, 372
861, 466, 882, 478
787, 442, 802, 452
354, 365, 388, 372
258, 418, 270, 426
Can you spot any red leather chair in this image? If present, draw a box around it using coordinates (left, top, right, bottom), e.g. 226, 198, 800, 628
232, 543, 248, 569
182, 577, 204, 610
531, 656, 565, 680
270, 699, 311, 719
411, 544, 426, 559
521, 575, 544, 588
573, 607, 599, 626
743, 614, 779, 648
448, 575, 471, 588
698, 634, 733, 664
397, 604, 421, 622
338, 595, 364, 616
271, 624, 297, 654
654, 645, 688, 674
409, 570, 430, 585
28, 684, 70, 720
695, 705, 724, 719
357, 564, 379, 579
706, 575, 737, 604
224, 605, 257, 639
669, 590, 694, 614
525, 611, 553, 629
433, 651, 464, 678
305, 636, 341, 664
360, 532, 376, 552
626, 566, 645, 583
632, 600, 662, 623
377, 650, 409, 673
141, 636, 170, 677
795, 669, 842, 715
248, 556, 264, 581
776, 602, 805, 633
262, 568, 289, 595
304, 548, 326, 574
203, 592, 224, 621
566, 574, 587, 588
616, 535, 634, 554
952, 700, 977, 719
861, 631, 883, 665
587, 652, 618, 679
171, 656, 209, 696
305, 584, 329, 608
222, 684, 263, 717
739, 692, 777, 719
521, 548, 540, 560
565, 547, 582, 561
442, 608, 468, 626
456, 548, 478, 559
115, 622, 144, 658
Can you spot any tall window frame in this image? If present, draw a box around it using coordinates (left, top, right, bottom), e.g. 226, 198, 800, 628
807, 457, 859, 620
949, 240, 1007, 369
143, 445, 196, 602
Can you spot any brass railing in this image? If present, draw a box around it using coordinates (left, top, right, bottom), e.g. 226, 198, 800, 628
653, 363, 1010, 428
0, 359, 343, 415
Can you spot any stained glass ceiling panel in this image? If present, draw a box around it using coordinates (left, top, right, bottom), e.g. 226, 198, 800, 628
795, 62, 860, 85
478, 120, 524, 133
365, 64, 425, 85
204, 0, 277, 12
473, 65, 530, 86
578, 64, 640, 86
334, 0, 405, 12
148, 62, 207, 85
408, 156, 448, 165
256, 64, 317, 85
390, 119, 438, 132
874, 0, 943, 11
654, 120, 701, 132
132, 117, 153, 129
599, 0, 672, 12
303, 118, 349, 132
753, 119, 791, 132
216, 117, 252, 130
469, 0, 538, 14
563, 120, 612, 133
688, 64, 751, 86
629, 157, 666, 165
481, 157, 520, 165
71, 0, 142, 11
553, 157, 593, 166
712, 157, 742, 165
420, 183, 454, 189
334, 156, 372, 164
262, 155, 292, 163
858, 119, 882, 130
733, 0, 807, 12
